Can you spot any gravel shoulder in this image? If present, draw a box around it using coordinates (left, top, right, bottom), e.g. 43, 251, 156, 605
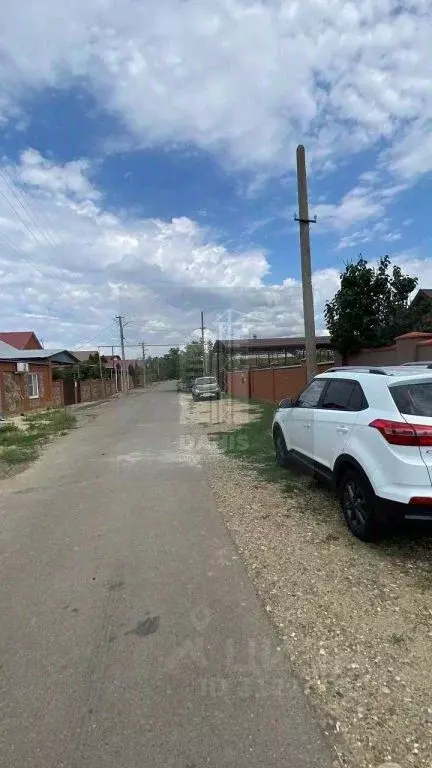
182, 394, 432, 768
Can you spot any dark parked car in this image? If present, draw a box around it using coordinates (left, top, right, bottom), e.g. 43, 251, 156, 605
191, 376, 221, 401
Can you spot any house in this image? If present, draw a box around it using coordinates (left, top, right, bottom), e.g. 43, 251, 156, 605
0, 341, 79, 415
408, 289, 432, 332
0, 331, 43, 350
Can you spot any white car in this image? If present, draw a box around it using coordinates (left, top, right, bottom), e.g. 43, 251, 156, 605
272, 366, 432, 540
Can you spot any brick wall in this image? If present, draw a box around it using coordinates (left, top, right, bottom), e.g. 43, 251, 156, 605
334, 332, 432, 367
79, 378, 115, 403
0, 362, 52, 414
52, 380, 64, 407
226, 362, 333, 404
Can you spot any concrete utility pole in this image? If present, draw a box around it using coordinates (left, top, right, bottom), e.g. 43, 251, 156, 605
97, 346, 104, 383
295, 144, 317, 381
141, 342, 147, 387
201, 310, 206, 376
116, 315, 126, 392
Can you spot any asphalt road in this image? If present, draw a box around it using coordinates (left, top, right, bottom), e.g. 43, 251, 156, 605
0, 385, 334, 768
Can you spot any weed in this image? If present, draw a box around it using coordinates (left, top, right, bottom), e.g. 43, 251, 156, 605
1, 444, 39, 464
0, 430, 39, 448
0, 423, 19, 434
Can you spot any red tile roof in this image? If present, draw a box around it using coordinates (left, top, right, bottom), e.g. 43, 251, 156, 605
0, 331, 42, 349
395, 332, 432, 340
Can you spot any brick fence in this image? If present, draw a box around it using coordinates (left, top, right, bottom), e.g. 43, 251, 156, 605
79, 379, 116, 403
226, 362, 333, 404
52, 380, 64, 407
334, 331, 432, 367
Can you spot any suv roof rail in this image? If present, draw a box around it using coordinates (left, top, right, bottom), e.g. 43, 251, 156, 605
326, 366, 389, 375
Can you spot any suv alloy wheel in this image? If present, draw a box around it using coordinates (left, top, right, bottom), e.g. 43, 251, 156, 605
274, 428, 290, 469
338, 469, 380, 541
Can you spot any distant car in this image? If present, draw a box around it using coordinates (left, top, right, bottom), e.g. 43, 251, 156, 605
177, 379, 194, 393
272, 365, 432, 541
192, 376, 221, 401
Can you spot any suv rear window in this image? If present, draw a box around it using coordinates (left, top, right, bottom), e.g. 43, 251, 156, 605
196, 377, 217, 385
390, 382, 432, 417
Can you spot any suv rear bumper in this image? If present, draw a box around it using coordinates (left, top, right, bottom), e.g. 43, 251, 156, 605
376, 497, 432, 522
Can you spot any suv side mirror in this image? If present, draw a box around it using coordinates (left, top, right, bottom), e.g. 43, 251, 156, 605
278, 397, 293, 408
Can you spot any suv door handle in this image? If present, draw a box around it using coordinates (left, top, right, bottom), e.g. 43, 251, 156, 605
337, 426, 349, 434
303, 423, 311, 429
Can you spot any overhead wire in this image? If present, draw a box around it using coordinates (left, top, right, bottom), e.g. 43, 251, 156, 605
0, 171, 65, 276
0, 167, 61, 251
0, 229, 108, 325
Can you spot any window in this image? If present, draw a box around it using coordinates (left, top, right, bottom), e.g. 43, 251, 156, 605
348, 382, 368, 411
28, 373, 39, 399
322, 379, 354, 410
321, 379, 368, 411
195, 377, 217, 384
390, 383, 432, 417
295, 379, 326, 408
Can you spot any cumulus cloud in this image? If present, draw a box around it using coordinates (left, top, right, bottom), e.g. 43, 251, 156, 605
0, 150, 339, 351
1, 149, 429, 354
1, 0, 432, 176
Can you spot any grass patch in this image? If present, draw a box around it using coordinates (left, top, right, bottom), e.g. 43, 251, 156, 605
23, 409, 76, 439
1, 444, 40, 464
0, 423, 19, 434
0, 430, 40, 447
0, 409, 77, 469
214, 400, 299, 490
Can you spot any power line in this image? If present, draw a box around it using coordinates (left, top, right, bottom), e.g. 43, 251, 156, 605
0, 182, 62, 275
76, 322, 117, 349
0, 231, 66, 294
0, 168, 61, 252
0, 231, 107, 326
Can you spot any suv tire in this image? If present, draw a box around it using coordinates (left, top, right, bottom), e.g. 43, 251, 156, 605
274, 427, 290, 469
338, 469, 380, 541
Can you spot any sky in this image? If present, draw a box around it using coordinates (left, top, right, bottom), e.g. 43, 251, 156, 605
1, 0, 432, 356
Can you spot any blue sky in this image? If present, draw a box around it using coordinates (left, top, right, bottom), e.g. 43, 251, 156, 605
1, 0, 432, 353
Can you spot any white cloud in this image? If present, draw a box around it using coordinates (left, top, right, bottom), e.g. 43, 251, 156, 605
1, 150, 430, 355
386, 123, 432, 179
17, 149, 99, 200
0, 150, 325, 350
1, 0, 432, 175
315, 187, 384, 230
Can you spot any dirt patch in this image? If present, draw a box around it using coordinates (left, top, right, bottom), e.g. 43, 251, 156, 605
185, 398, 432, 768
180, 393, 260, 430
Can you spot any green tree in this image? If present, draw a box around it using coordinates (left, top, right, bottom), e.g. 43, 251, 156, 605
324, 255, 417, 358
179, 341, 204, 380
163, 347, 181, 380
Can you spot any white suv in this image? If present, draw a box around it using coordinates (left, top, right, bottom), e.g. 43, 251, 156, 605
272, 366, 432, 540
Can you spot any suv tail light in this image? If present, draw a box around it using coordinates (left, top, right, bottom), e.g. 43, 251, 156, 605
369, 419, 432, 446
